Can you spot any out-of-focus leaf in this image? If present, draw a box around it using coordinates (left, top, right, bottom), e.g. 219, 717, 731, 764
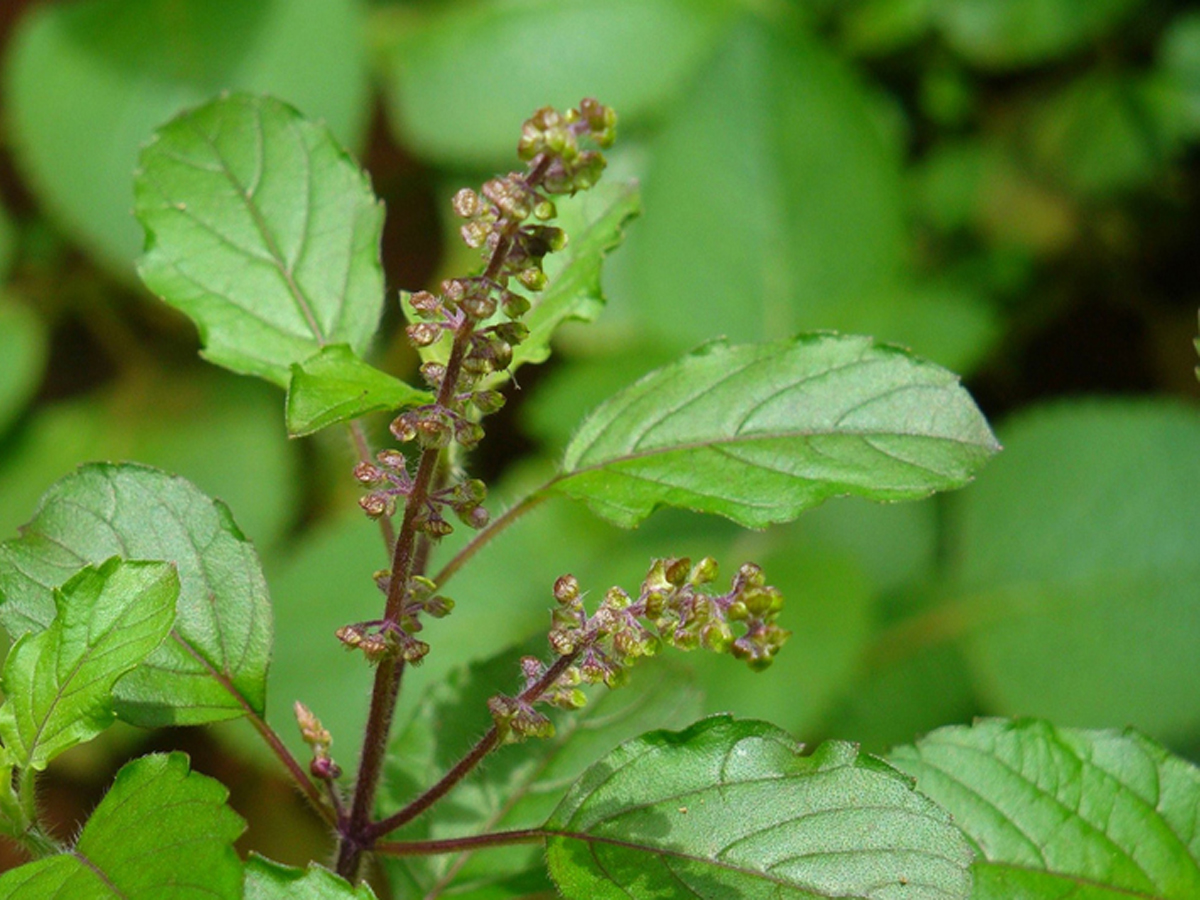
0, 199, 14, 278
286, 345, 431, 437
136, 93, 384, 386
382, 648, 702, 899
0, 463, 271, 727
891, 718, 1200, 899
627, 17, 900, 343
244, 857, 377, 899
375, 0, 736, 166
5, 0, 369, 277
0, 559, 176, 771
1161, 10, 1200, 136
841, 0, 935, 57
0, 372, 296, 550
1025, 73, 1185, 197
0, 753, 244, 898
935, 0, 1145, 69
949, 399, 1200, 739
551, 334, 999, 529
545, 717, 974, 900
0, 298, 47, 436
822, 643, 979, 756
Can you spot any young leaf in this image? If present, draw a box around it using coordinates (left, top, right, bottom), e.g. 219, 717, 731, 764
135, 93, 385, 386
401, 180, 640, 386
889, 718, 1200, 899
0, 558, 176, 771
506, 182, 641, 380
0, 462, 272, 727
244, 857, 377, 899
382, 647, 702, 899
544, 716, 974, 900
0, 752, 244, 898
550, 333, 999, 528
286, 344, 432, 437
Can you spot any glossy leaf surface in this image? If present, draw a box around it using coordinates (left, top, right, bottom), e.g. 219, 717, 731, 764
552, 334, 999, 528
0, 559, 176, 770
0, 463, 271, 726
286, 344, 431, 437
545, 716, 974, 899
136, 93, 384, 386
890, 718, 1200, 899
0, 752, 244, 898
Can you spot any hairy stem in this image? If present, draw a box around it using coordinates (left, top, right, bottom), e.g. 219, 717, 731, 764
430, 491, 548, 590
246, 707, 336, 826
337, 323, 474, 881
368, 649, 580, 842
374, 828, 545, 858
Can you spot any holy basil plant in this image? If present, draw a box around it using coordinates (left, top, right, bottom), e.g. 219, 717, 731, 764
0, 93, 1196, 900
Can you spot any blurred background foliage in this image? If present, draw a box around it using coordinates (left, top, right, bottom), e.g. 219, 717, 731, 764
0, 0, 1198, 876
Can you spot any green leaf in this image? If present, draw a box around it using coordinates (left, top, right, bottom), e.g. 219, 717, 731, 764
376, 0, 736, 166
1024, 73, 1183, 197
0, 371, 297, 550
0, 752, 244, 898
0, 297, 47, 436
889, 718, 1200, 899
244, 857, 377, 899
0, 558, 176, 770
934, 0, 1145, 69
0, 198, 15, 279
6, 0, 369, 277
948, 399, 1200, 738
545, 716, 974, 900
382, 646, 703, 899
550, 334, 999, 529
0, 463, 272, 726
135, 93, 385, 386
1161, 10, 1200, 136
509, 182, 641, 380
286, 345, 432, 437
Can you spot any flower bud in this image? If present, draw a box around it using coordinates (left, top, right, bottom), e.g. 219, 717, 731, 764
420, 362, 447, 388
518, 267, 548, 292
406, 322, 442, 347
472, 390, 506, 414
408, 290, 441, 318
452, 187, 480, 217
554, 575, 580, 604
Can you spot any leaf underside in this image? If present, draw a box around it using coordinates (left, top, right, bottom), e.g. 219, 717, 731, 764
553, 333, 1000, 528
135, 93, 384, 387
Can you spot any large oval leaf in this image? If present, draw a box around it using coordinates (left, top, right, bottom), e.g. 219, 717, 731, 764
0, 463, 271, 726
545, 716, 974, 900
550, 334, 999, 528
890, 718, 1200, 899
135, 93, 385, 386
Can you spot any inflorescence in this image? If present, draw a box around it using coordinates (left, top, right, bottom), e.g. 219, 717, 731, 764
338, 100, 618, 669
488, 557, 790, 742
